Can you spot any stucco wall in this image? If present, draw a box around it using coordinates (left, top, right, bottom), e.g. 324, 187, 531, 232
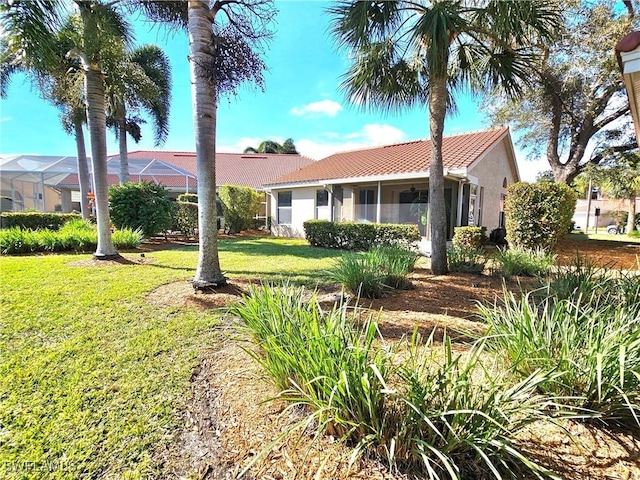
270, 186, 317, 237
468, 138, 518, 231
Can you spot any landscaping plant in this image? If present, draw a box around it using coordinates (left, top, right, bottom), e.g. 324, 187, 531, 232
492, 245, 555, 278
231, 283, 560, 479
478, 290, 640, 430
326, 245, 418, 298
108, 181, 174, 237
504, 182, 577, 250
447, 245, 487, 274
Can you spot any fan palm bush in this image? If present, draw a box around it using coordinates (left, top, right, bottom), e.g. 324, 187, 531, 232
231, 284, 560, 478
478, 290, 640, 430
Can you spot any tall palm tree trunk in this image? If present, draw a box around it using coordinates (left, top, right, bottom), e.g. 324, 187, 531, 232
117, 111, 130, 184
85, 66, 119, 259
189, 0, 226, 288
73, 118, 92, 220
428, 75, 449, 275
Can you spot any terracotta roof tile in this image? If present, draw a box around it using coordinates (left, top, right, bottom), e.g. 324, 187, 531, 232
267, 127, 509, 186
57, 151, 315, 190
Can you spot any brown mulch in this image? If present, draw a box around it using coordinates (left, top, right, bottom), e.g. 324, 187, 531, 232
143, 237, 640, 480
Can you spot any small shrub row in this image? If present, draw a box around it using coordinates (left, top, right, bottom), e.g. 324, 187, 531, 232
304, 220, 421, 251
230, 284, 558, 479
0, 219, 142, 254
327, 246, 419, 298
0, 212, 82, 230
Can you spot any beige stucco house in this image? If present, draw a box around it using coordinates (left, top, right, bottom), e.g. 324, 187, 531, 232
265, 127, 519, 239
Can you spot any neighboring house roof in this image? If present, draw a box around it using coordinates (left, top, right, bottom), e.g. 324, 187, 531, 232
266, 127, 510, 186
56, 151, 314, 190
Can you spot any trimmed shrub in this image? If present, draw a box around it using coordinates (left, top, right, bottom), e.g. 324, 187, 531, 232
218, 185, 261, 234
304, 220, 420, 251
452, 226, 486, 249
0, 212, 82, 230
505, 182, 577, 250
108, 182, 174, 237
175, 196, 199, 237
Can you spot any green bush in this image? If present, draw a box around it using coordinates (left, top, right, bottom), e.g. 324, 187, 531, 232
218, 185, 261, 234
492, 245, 555, 278
0, 220, 142, 254
231, 284, 558, 478
175, 198, 199, 237
452, 226, 486, 249
108, 182, 174, 237
177, 193, 198, 204
304, 220, 420, 251
447, 245, 487, 274
327, 246, 418, 298
505, 182, 577, 250
478, 290, 640, 430
0, 212, 82, 230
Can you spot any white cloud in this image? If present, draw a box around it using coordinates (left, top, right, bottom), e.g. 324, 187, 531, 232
296, 123, 407, 160
0, 117, 11, 123
290, 100, 343, 118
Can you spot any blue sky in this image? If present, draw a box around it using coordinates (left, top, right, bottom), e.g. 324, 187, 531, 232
0, 1, 547, 180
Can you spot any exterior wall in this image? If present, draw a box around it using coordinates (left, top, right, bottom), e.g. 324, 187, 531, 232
468, 138, 518, 232
573, 196, 640, 230
270, 186, 316, 237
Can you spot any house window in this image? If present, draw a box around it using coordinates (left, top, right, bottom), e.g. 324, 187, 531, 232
277, 191, 292, 225
316, 189, 330, 220
502, 178, 508, 188
358, 189, 375, 222
478, 186, 484, 226
499, 193, 506, 227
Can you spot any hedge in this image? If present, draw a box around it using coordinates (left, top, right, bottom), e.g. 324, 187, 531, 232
0, 212, 82, 230
303, 220, 421, 250
505, 182, 577, 251
108, 182, 174, 237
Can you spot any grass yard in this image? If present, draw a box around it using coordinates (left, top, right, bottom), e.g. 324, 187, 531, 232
0, 238, 338, 480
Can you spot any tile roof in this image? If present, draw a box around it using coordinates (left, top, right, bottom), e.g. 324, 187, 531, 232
57, 151, 315, 190
267, 127, 510, 186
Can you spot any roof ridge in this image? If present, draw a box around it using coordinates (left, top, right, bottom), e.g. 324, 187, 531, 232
442, 126, 508, 139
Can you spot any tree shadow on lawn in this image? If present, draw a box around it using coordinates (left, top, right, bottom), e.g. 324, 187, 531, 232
218, 238, 339, 259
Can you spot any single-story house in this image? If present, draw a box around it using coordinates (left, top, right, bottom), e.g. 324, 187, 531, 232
265, 127, 519, 239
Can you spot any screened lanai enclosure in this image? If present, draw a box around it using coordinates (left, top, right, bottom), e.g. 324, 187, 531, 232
0, 155, 196, 213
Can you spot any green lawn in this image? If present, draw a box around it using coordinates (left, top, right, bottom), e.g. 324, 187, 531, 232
0, 237, 338, 480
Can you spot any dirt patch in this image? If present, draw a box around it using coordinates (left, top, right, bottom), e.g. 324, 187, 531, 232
554, 237, 640, 271
67, 253, 155, 267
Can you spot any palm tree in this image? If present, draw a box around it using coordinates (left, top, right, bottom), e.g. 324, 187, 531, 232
143, 0, 275, 289
0, 17, 93, 220
243, 138, 298, 154
1, 1, 135, 259
105, 44, 172, 184
329, 1, 560, 275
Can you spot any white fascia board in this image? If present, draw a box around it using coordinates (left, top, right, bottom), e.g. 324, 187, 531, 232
621, 49, 640, 74
446, 168, 477, 183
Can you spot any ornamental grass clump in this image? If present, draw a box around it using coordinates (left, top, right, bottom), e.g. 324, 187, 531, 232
231, 284, 560, 479
492, 245, 555, 278
478, 290, 640, 430
327, 245, 418, 298
447, 245, 487, 274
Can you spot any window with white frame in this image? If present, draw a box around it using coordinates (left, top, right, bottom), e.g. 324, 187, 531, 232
277, 191, 292, 224
316, 189, 330, 220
